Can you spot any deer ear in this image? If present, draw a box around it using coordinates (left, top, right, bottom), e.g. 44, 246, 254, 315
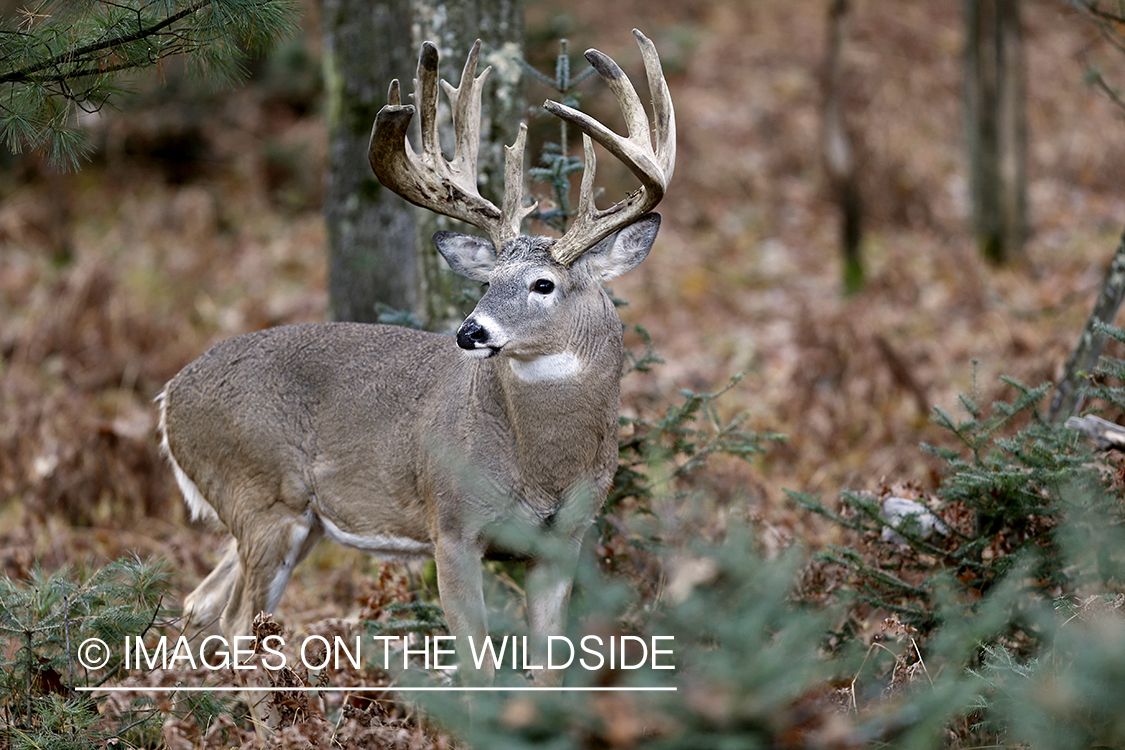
433, 231, 497, 282
578, 213, 661, 281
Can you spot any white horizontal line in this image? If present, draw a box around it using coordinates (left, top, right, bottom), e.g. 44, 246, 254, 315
77, 685, 677, 693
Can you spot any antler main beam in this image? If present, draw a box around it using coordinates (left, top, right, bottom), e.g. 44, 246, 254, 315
545, 29, 676, 266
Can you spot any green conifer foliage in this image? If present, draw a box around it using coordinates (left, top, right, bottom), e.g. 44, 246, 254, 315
0, 557, 219, 748
1, 0, 298, 168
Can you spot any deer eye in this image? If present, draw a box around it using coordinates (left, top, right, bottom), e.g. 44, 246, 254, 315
530, 279, 555, 295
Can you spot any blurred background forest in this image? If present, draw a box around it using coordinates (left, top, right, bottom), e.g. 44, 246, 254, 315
5, 0, 1125, 746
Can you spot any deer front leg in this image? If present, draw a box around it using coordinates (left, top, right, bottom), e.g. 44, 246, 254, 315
434, 536, 491, 684
526, 539, 581, 686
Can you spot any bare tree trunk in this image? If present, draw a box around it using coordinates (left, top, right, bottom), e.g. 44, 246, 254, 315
321, 0, 523, 328
321, 0, 416, 323
963, 0, 1026, 265
822, 0, 864, 295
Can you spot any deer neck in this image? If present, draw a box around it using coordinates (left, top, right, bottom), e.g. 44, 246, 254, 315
497, 290, 622, 396
475, 299, 623, 497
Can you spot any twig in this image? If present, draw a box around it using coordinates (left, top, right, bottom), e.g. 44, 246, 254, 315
1049, 223, 1125, 423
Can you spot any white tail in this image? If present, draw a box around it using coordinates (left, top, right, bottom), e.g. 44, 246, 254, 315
162, 29, 674, 685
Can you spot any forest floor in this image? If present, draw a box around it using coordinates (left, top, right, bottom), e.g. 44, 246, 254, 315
2, 0, 1125, 745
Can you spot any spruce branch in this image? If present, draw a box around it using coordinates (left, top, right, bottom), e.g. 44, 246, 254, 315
522, 39, 599, 233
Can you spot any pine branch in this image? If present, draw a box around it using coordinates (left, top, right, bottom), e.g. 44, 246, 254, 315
1, 0, 298, 167
0, 1, 208, 85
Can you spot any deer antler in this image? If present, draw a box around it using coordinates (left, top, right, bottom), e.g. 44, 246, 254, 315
369, 31, 674, 263
544, 29, 676, 267
369, 40, 535, 251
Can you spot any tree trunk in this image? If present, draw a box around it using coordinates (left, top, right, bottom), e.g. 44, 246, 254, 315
321, 0, 523, 328
322, 0, 416, 323
822, 0, 864, 296
963, 0, 1026, 265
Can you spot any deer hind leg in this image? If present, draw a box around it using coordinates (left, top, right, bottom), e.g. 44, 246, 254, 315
220, 510, 323, 647
182, 538, 240, 643
212, 510, 322, 733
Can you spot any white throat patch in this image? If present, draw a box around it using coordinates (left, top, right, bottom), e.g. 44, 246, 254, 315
509, 351, 582, 383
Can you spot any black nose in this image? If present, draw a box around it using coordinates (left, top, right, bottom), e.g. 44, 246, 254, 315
457, 320, 489, 349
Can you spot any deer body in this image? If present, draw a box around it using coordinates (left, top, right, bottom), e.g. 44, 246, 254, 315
165, 224, 659, 683
164, 30, 673, 687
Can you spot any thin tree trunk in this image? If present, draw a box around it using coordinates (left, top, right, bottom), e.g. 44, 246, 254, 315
963, 0, 1027, 264
1049, 226, 1125, 424
822, 0, 863, 295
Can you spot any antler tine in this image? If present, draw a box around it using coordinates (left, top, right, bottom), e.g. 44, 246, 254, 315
636, 29, 677, 181
544, 29, 676, 267
502, 123, 538, 241
440, 40, 485, 181
370, 40, 532, 249
416, 42, 443, 164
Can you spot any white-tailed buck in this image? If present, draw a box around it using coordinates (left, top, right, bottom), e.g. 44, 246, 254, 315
161, 29, 675, 684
